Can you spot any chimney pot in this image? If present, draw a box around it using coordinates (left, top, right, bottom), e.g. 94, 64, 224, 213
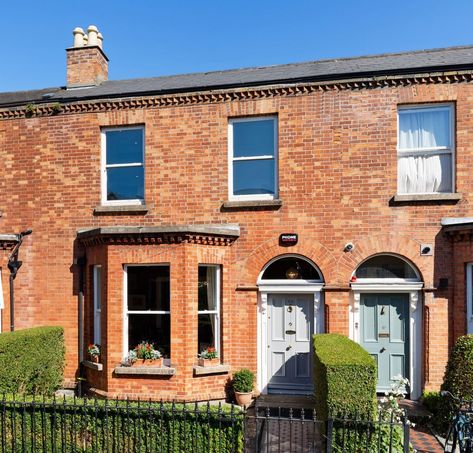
87, 25, 99, 47
73, 27, 85, 47
97, 33, 103, 49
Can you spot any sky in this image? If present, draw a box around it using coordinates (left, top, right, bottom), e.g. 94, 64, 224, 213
1, 0, 473, 93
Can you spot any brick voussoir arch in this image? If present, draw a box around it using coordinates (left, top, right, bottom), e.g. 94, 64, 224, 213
335, 233, 428, 285
237, 238, 337, 286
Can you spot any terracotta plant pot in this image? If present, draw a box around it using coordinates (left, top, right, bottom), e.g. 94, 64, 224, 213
132, 358, 163, 367
234, 391, 253, 407
198, 358, 220, 367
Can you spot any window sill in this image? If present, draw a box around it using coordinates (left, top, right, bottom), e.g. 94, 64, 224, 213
114, 365, 176, 376
83, 360, 103, 371
221, 199, 282, 211
93, 204, 149, 215
193, 364, 230, 376
392, 193, 462, 203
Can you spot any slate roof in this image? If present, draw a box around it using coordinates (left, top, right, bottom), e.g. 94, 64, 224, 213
1, 45, 473, 107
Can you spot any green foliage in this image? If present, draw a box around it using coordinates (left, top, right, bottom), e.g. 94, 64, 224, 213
232, 368, 254, 393
0, 327, 65, 395
421, 390, 441, 415
440, 334, 473, 426
0, 397, 243, 452
313, 333, 377, 421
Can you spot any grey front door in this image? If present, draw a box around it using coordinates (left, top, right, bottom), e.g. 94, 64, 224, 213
267, 293, 314, 394
360, 293, 410, 393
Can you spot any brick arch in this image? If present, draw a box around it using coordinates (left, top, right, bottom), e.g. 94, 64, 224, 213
236, 237, 337, 287
335, 233, 429, 285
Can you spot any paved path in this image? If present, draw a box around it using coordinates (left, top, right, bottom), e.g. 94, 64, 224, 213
410, 426, 444, 453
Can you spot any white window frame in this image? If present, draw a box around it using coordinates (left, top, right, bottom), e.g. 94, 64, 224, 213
101, 126, 145, 206
93, 266, 102, 345
397, 103, 455, 195
466, 263, 473, 334
198, 265, 221, 357
122, 264, 170, 358
228, 116, 278, 201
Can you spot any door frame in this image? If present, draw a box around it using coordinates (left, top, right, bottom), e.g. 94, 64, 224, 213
349, 282, 423, 400
257, 283, 324, 394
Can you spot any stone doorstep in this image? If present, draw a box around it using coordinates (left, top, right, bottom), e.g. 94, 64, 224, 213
114, 365, 176, 376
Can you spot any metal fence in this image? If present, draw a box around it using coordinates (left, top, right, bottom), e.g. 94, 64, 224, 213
0, 396, 410, 453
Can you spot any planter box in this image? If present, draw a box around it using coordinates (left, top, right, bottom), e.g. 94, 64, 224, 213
132, 358, 163, 367
198, 357, 220, 367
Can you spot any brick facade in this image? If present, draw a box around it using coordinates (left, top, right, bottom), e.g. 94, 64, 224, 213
1, 48, 473, 400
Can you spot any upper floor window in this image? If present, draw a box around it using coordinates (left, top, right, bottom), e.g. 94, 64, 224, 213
228, 117, 278, 200
397, 105, 454, 195
101, 127, 144, 205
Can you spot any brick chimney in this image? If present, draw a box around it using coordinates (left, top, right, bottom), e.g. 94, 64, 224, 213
66, 25, 108, 88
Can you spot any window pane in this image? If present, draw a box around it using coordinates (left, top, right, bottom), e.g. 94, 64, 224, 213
198, 266, 218, 311
128, 266, 170, 311
107, 166, 144, 201
94, 266, 101, 310
398, 153, 452, 194
198, 313, 217, 353
357, 256, 417, 279
399, 108, 450, 150
233, 159, 275, 196
262, 257, 321, 280
128, 314, 170, 357
233, 119, 275, 158
106, 129, 143, 164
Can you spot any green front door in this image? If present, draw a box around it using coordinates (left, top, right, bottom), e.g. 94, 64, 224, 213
360, 293, 409, 393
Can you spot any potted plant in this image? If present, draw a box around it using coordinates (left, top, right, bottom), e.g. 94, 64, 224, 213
198, 347, 219, 367
232, 368, 255, 407
87, 344, 101, 363
127, 341, 163, 367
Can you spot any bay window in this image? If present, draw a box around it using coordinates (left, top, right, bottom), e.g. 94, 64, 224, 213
198, 265, 221, 357
124, 265, 170, 357
397, 104, 454, 194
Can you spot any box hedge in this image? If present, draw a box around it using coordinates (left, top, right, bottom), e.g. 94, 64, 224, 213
313, 333, 377, 421
0, 326, 65, 395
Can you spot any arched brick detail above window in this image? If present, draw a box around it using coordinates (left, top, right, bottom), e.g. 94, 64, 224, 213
335, 233, 428, 286
236, 238, 337, 287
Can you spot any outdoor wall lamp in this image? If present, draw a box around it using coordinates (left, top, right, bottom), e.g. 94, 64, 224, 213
7, 229, 32, 331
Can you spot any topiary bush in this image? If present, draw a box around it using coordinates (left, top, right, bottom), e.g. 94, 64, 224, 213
232, 368, 254, 393
313, 333, 377, 421
439, 334, 473, 427
0, 326, 65, 395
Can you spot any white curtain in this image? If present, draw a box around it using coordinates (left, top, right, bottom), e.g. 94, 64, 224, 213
206, 267, 216, 340
398, 108, 452, 194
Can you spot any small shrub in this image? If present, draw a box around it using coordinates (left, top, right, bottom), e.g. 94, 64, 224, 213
314, 333, 377, 421
0, 326, 65, 395
421, 390, 441, 415
232, 369, 254, 393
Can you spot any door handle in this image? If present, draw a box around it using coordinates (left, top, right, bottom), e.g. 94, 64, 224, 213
380, 347, 386, 353
286, 345, 292, 351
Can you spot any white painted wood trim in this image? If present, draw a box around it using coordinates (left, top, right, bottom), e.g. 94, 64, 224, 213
349, 284, 422, 400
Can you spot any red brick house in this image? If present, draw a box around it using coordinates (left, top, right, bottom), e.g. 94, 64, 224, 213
1, 26, 473, 401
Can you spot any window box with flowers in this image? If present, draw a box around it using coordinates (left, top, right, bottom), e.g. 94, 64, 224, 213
198, 347, 219, 367
126, 342, 163, 367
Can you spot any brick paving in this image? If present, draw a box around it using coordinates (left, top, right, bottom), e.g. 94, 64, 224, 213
410, 427, 444, 453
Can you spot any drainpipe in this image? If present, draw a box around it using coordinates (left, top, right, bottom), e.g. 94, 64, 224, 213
77, 256, 86, 396
7, 229, 32, 332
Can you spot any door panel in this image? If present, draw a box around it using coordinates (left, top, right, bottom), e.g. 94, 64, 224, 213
268, 294, 314, 394
361, 294, 409, 393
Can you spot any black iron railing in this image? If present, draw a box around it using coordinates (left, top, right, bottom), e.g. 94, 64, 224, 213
0, 396, 410, 453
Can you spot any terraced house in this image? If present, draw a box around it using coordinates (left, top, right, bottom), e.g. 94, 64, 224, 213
1, 26, 473, 401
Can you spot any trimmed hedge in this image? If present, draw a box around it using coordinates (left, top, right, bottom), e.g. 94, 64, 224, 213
0, 397, 243, 452
0, 326, 65, 395
440, 334, 473, 427
314, 333, 377, 421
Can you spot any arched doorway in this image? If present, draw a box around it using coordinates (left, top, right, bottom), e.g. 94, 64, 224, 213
257, 255, 324, 394
350, 254, 423, 399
